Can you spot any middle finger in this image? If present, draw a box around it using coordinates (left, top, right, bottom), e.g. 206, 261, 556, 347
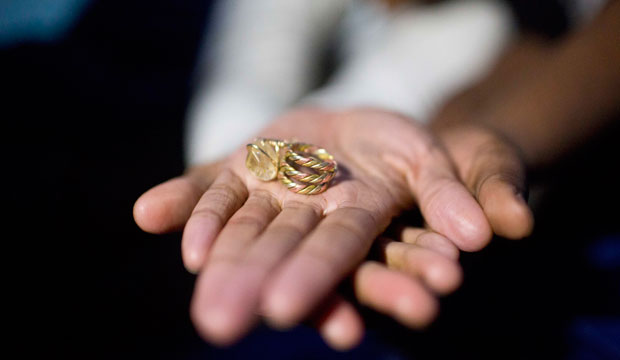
261, 206, 380, 328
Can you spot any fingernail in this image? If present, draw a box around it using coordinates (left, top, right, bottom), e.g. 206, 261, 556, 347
262, 291, 297, 330
182, 219, 216, 272
184, 251, 201, 274
204, 308, 228, 331
323, 319, 346, 343
511, 184, 529, 202
395, 296, 414, 317
201, 308, 240, 345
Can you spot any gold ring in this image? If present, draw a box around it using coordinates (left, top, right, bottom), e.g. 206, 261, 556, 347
245, 138, 337, 195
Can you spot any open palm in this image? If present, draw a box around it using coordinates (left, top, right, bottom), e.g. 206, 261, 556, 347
135, 108, 494, 346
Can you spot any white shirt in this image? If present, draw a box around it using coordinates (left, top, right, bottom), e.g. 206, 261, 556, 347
184, 0, 557, 165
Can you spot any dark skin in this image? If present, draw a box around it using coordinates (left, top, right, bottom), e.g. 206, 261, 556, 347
134, 0, 620, 350
433, 0, 620, 167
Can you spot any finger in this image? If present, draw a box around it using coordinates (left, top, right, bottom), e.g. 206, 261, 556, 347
476, 173, 533, 239
205, 189, 281, 264
261, 207, 379, 328
441, 125, 534, 239
133, 173, 213, 234
470, 147, 534, 239
354, 261, 438, 328
315, 296, 365, 351
181, 170, 248, 272
243, 201, 322, 269
379, 238, 463, 294
191, 190, 281, 344
191, 260, 253, 346
395, 148, 493, 252
191, 203, 321, 345
400, 227, 460, 260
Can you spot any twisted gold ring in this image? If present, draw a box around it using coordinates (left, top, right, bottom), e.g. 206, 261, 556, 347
245, 138, 337, 195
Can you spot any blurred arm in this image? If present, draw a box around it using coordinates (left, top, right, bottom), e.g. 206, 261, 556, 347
185, 0, 349, 165
305, 0, 516, 123
434, 0, 620, 167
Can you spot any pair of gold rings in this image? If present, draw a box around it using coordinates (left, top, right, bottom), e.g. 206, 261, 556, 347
245, 138, 338, 195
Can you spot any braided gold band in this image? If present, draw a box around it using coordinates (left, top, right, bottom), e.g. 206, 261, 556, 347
245, 138, 337, 195
278, 143, 337, 195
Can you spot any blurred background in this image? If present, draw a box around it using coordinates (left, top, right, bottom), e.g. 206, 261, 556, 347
3, 0, 618, 358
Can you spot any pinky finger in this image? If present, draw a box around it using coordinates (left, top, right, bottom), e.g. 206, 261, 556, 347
314, 296, 365, 351
354, 261, 438, 329
400, 227, 460, 260
380, 239, 463, 295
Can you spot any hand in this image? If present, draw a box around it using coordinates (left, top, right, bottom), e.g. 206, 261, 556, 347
312, 213, 465, 350
134, 108, 492, 347
433, 123, 534, 239
313, 121, 537, 349
427, 37, 541, 239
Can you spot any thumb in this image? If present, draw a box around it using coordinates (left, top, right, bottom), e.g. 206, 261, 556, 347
437, 124, 534, 239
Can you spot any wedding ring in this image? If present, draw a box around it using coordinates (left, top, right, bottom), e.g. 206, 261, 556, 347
245, 138, 337, 195
278, 143, 337, 195
245, 138, 286, 181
